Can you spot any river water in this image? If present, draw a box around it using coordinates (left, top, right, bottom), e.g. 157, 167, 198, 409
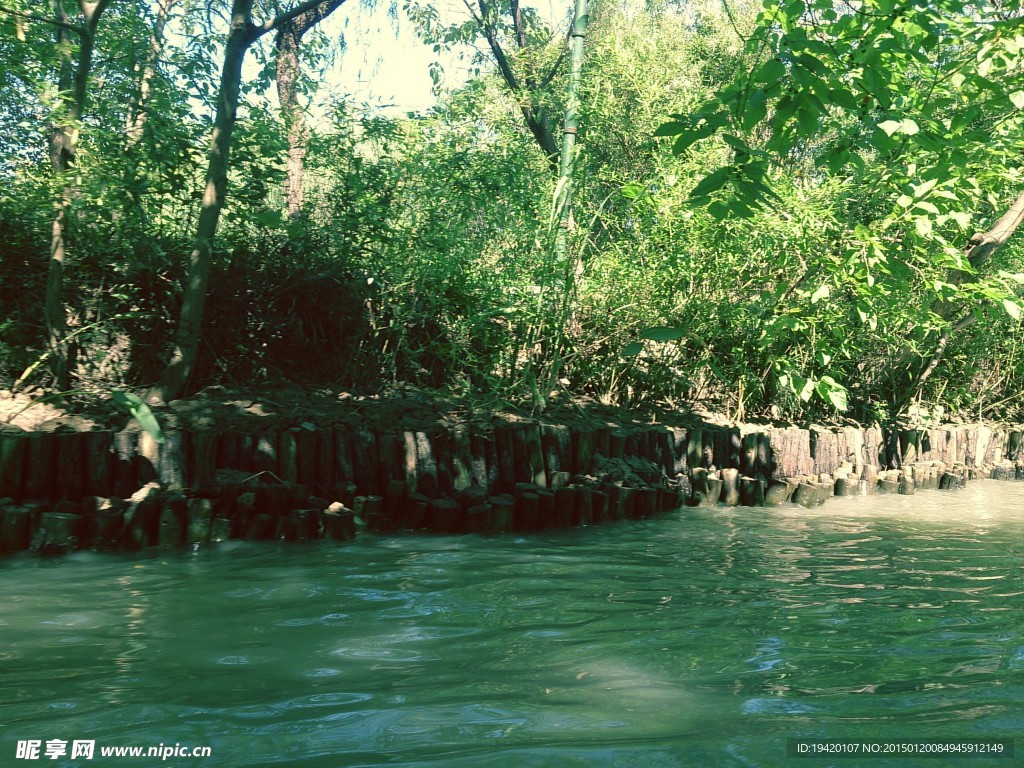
3, 482, 1024, 767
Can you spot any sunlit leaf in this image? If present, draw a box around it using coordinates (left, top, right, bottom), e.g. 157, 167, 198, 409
640, 326, 686, 341
112, 390, 165, 444
878, 119, 901, 136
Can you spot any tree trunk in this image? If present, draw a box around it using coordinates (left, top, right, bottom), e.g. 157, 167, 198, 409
125, 0, 177, 148
464, 0, 562, 171
553, 0, 588, 262
275, 0, 345, 219
41, 0, 110, 390
894, 187, 1024, 415
149, 0, 255, 404
276, 23, 307, 219
150, 0, 348, 403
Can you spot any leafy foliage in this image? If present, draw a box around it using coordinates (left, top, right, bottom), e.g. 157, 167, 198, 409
1, 0, 1024, 424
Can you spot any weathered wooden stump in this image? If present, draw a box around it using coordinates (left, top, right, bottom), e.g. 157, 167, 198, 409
740, 476, 765, 507
485, 494, 514, 533
0, 504, 31, 553
720, 468, 740, 506
429, 497, 460, 532
35, 510, 81, 555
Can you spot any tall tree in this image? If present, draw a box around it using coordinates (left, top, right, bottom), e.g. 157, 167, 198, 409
406, 0, 569, 170
149, 0, 349, 403
657, 0, 1024, 416
275, 0, 345, 219
1, 0, 114, 389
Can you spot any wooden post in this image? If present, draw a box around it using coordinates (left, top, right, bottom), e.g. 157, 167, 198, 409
25, 434, 58, 500
0, 432, 27, 500
553, 486, 576, 527
188, 498, 214, 543
493, 425, 516, 492
594, 428, 610, 461
188, 430, 218, 493
535, 488, 556, 528
296, 428, 319, 489
465, 502, 492, 534
602, 482, 623, 521
687, 429, 703, 469
450, 425, 474, 492
609, 430, 627, 460
283, 429, 308, 488
351, 429, 381, 495
58, 432, 87, 501
486, 494, 514, 533
740, 476, 765, 507
720, 468, 740, 506
323, 503, 356, 541
432, 431, 455, 495
0, 504, 31, 553
315, 429, 336, 495
159, 493, 186, 548
764, 479, 795, 506
383, 479, 407, 530
509, 427, 530, 485
516, 491, 540, 531
255, 433, 278, 474
335, 428, 356, 483
36, 510, 81, 555
667, 427, 686, 475
525, 425, 547, 488
429, 497, 460, 532
574, 428, 595, 475
633, 486, 657, 518
363, 495, 386, 531
123, 483, 161, 550
404, 492, 431, 529
574, 484, 594, 525
469, 431, 493, 491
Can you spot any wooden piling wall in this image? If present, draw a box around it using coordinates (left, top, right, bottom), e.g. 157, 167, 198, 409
3, 418, 1024, 556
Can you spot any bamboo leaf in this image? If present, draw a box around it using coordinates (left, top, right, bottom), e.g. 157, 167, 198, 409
622, 342, 644, 357
640, 326, 686, 341
112, 390, 165, 444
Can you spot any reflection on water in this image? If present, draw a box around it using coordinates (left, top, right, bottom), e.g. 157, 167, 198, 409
2, 482, 1024, 766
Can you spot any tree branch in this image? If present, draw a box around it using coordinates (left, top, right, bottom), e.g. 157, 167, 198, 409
894, 187, 1024, 416
252, 0, 346, 41
470, 0, 521, 93
0, 4, 86, 36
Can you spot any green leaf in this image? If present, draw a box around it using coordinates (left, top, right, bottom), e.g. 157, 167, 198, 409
753, 58, 785, 85
112, 390, 165, 444
878, 119, 901, 136
640, 326, 686, 341
742, 89, 768, 131
810, 284, 830, 303
793, 375, 815, 402
622, 342, 644, 357
690, 166, 732, 199
827, 386, 849, 411
1003, 299, 1021, 321
654, 121, 687, 137
1011, 91, 1024, 110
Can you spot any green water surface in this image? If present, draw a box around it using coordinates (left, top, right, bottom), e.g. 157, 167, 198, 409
3, 482, 1024, 767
